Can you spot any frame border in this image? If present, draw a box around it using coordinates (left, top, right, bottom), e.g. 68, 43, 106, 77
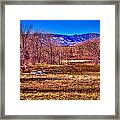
0, 0, 119, 119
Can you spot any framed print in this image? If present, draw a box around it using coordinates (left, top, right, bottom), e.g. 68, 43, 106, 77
0, 0, 119, 119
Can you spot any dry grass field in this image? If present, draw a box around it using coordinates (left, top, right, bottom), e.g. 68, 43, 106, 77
20, 63, 100, 100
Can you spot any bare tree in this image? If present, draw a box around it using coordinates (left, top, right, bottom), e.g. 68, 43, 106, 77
20, 24, 32, 66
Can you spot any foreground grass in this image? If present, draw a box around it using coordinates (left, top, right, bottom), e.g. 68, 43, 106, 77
20, 92, 100, 100
20, 71, 100, 100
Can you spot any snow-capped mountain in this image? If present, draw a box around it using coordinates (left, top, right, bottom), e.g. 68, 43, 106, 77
51, 33, 100, 46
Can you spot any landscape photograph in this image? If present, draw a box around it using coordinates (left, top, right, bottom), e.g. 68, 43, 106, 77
20, 20, 100, 100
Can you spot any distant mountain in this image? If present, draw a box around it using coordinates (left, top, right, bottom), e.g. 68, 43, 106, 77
51, 33, 100, 46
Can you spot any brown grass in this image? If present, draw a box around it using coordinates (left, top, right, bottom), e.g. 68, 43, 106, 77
20, 64, 100, 100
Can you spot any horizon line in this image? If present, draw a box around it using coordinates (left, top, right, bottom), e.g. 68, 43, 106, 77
23, 32, 100, 36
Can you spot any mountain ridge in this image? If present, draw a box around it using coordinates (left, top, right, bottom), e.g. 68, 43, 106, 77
50, 33, 100, 46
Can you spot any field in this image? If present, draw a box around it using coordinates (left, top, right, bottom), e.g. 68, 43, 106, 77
20, 63, 100, 100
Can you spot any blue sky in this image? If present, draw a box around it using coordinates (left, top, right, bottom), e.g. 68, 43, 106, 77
20, 20, 100, 35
